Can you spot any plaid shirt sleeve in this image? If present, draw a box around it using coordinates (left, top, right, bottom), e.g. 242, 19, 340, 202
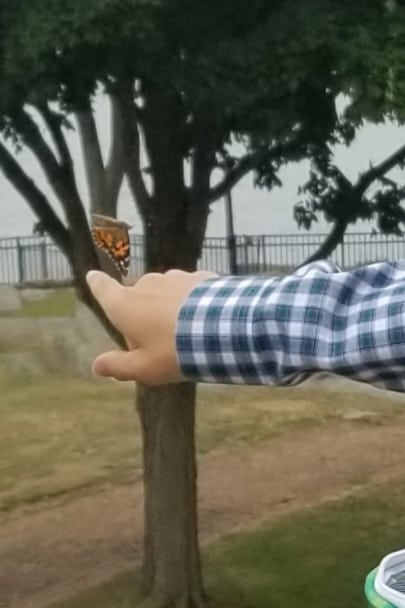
175, 259, 405, 392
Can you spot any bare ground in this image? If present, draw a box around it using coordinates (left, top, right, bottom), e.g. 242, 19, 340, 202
2, 418, 405, 608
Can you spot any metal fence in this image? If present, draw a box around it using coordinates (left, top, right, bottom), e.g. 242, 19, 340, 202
1, 232, 405, 285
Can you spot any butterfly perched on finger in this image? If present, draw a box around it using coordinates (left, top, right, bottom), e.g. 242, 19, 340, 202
91, 213, 132, 277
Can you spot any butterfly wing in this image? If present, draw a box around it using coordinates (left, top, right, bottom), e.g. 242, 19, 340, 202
91, 220, 131, 277
92, 213, 132, 230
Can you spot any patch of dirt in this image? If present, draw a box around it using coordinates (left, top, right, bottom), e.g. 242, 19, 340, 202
2, 418, 405, 608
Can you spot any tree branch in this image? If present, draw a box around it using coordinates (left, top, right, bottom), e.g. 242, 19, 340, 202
187, 118, 217, 242
75, 97, 106, 214
357, 142, 405, 193
208, 145, 282, 204
1, 115, 122, 347
105, 93, 125, 216
36, 103, 72, 168
15, 108, 78, 213
0, 139, 72, 257
16, 108, 87, 225
299, 144, 405, 267
116, 82, 150, 218
18, 108, 61, 181
300, 216, 349, 267
190, 120, 216, 200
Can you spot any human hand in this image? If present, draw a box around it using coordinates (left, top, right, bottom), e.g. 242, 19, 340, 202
86, 269, 218, 385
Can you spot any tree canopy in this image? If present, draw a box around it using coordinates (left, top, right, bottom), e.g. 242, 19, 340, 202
2, 0, 405, 261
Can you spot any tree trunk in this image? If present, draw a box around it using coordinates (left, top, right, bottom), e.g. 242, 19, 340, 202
137, 219, 206, 608
138, 383, 205, 608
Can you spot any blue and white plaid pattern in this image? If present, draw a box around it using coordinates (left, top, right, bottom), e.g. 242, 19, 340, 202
176, 259, 405, 392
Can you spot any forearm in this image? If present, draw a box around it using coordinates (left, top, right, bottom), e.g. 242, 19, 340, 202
175, 260, 405, 392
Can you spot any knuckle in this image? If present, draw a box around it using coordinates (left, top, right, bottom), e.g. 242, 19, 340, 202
135, 272, 162, 288
165, 269, 187, 278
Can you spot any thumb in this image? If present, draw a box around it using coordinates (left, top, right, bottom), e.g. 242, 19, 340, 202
92, 350, 144, 382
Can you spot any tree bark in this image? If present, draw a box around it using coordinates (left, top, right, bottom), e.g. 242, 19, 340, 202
75, 94, 124, 216
104, 93, 125, 215
138, 383, 205, 608
76, 102, 108, 214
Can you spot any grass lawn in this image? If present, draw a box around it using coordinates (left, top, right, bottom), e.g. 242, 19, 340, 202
49, 477, 405, 608
1, 370, 404, 512
0, 289, 76, 318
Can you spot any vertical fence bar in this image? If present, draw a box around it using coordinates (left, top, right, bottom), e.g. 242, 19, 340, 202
261, 235, 266, 271
40, 238, 48, 280
16, 238, 24, 284
243, 235, 248, 272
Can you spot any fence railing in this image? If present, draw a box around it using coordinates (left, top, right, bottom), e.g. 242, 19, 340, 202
1, 232, 405, 285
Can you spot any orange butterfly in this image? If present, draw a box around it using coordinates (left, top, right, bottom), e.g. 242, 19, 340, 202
91, 213, 132, 277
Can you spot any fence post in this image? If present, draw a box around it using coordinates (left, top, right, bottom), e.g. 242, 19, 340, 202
243, 235, 249, 272
224, 190, 238, 274
341, 233, 345, 268
16, 238, 24, 284
40, 238, 48, 280
261, 235, 266, 272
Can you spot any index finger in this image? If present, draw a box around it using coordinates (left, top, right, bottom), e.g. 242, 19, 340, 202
86, 270, 130, 333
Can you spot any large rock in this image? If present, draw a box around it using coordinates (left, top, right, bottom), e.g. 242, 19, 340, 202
0, 300, 118, 378
0, 351, 46, 374
301, 371, 405, 402
20, 288, 55, 302
0, 285, 21, 312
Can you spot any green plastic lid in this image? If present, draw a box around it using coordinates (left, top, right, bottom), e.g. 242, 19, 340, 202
365, 568, 397, 608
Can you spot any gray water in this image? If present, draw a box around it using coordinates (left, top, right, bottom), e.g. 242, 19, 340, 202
2, 94, 405, 239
